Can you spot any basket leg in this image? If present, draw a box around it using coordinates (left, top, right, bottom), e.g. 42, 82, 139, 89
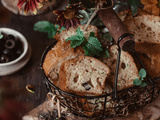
113, 46, 121, 99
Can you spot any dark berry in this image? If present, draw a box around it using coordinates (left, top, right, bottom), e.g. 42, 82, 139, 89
5, 39, 16, 49
0, 54, 10, 63
6, 34, 15, 40
3, 49, 11, 55
16, 49, 23, 55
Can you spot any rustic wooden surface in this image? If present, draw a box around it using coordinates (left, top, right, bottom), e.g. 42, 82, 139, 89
1, 1, 160, 120
0, 0, 67, 117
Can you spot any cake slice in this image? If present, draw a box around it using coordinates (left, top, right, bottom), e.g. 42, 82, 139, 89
59, 55, 110, 95
101, 45, 139, 91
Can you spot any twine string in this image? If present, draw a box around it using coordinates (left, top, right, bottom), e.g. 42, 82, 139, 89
47, 92, 61, 118
84, 0, 114, 31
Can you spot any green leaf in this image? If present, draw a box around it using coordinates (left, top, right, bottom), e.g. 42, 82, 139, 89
66, 35, 80, 41
34, 21, 59, 39
105, 49, 110, 58
128, 0, 141, 16
82, 36, 103, 56
139, 68, 147, 80
76, 27, 83, 37
0, 33, 3, 39
140, 82, 147, 87
48, 28, 56, 39
88, 36, 103, 51
34, 21, 52, 32
70, 40, 84, 48
65, 27, 85, 48
133, 78, 141, 86
82, 41, 102, 57
82, 45, 93, 56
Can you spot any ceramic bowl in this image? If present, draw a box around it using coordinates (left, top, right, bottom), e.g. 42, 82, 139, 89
0, 28, 31, 76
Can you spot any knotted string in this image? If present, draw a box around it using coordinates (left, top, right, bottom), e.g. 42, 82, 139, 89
84, 0, 114, 31
47, 92, 61, 118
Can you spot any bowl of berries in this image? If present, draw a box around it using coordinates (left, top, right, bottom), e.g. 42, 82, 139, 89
0, 28, 31, 76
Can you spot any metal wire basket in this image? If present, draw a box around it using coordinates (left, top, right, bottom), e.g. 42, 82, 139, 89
40, 34, 160, 119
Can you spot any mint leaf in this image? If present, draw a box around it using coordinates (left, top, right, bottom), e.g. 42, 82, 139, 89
34, 21, 59, 39
0, 33, 3, 39
76, 27, 83, 37
87, 36, 103, 51
66, 35, 80, 41
34, 21, 52, 32
82, 45, 92, 56
66, 35, 84, 48
128, 0, 141, 16
140, 82, 147, 87
82, 34, 103, 57
82, 41, 102, 57
139, 68, 146, 80
47, 28, 56, 39
133, 78, 141, 86
65, 27, 85, 48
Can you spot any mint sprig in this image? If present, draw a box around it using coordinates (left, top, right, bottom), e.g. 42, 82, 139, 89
65, 27, 103, 57
34, 21, 65, 39
133, 68, 147, 87
66, 27, 85, 48
83, 36, 103, 56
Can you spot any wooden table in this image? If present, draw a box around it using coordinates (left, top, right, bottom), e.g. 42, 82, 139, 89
0, 0, 67, 116
1, 1, 160, 120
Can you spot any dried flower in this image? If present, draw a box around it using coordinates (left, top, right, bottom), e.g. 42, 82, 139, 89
141, 0, 160, 16
17, 0, 44, 15
53, 2, 84, 29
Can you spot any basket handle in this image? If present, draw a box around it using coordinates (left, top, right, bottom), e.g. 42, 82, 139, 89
98, 7, 135, 51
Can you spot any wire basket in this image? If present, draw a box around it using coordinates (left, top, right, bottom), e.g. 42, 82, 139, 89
40, 34, 160, 119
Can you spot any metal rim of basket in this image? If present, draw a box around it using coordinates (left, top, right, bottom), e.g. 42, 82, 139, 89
40, 34, 160, 118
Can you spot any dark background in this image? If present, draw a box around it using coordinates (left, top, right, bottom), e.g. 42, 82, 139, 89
0, 0, 67, 116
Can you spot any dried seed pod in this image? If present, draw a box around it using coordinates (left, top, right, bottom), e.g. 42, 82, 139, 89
26, 85, 35, 93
